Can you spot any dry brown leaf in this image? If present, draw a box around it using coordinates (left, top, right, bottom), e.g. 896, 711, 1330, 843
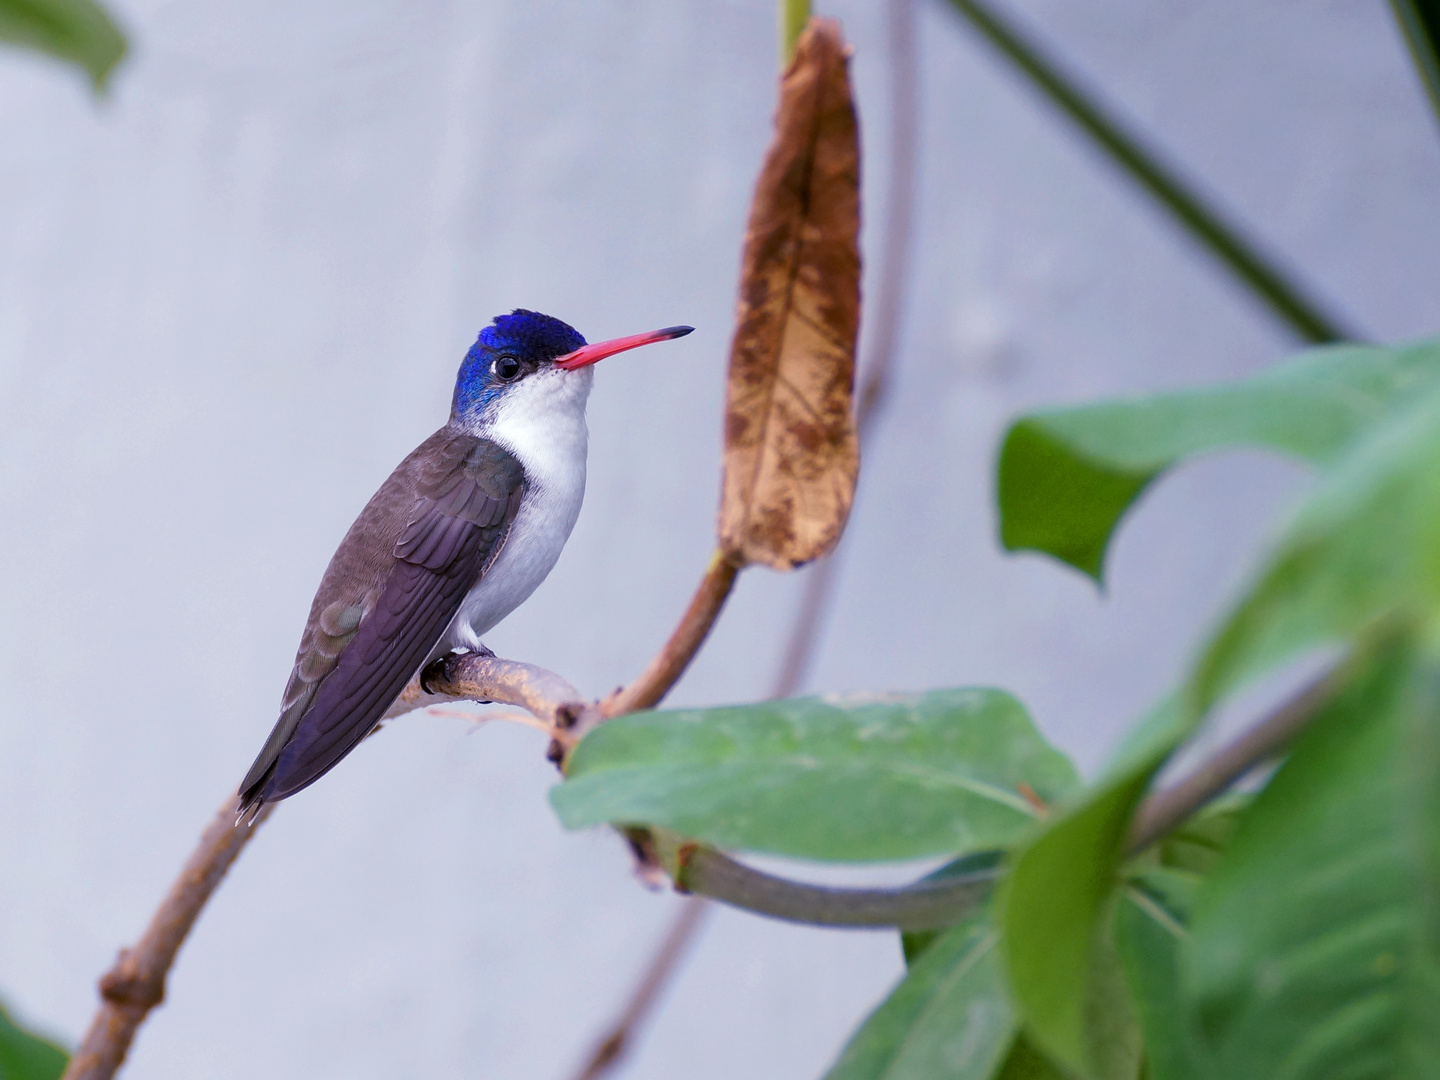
718, 17, 861, 572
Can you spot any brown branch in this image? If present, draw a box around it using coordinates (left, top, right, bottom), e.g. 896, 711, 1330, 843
64, 655, 583, 1080
601, 550, 743, 717
63, 799, 275, 1080
404, 652, 585, 728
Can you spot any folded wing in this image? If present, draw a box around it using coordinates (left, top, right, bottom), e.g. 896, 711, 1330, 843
238, 434, 524, 812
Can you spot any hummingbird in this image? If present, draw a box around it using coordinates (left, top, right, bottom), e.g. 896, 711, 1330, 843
237, 310, 692, 816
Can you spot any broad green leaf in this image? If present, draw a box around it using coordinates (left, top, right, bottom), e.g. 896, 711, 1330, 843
997, 338, 1440, 580
0, 0, 126, 90
827, 913, 1014, 1080
1193, 378, 1440, 711
1116, 877, 1210, 1080
1188, 636, 1440, 1078
552, 690, 1078, 862
0, 999, 67, 1080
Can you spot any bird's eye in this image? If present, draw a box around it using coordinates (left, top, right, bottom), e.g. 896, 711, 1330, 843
494, 355, 522, 382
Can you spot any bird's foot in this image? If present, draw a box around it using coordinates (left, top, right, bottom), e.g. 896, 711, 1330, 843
420, 647, 500, 700
420, 651, 462, 695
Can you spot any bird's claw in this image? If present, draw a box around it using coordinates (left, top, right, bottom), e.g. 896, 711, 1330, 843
420, 652, 460, 695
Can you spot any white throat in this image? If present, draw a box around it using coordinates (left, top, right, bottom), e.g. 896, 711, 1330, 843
443, 365, 594, 650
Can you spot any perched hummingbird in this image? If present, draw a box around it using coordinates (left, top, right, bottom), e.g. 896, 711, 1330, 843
237, 310, 692, 816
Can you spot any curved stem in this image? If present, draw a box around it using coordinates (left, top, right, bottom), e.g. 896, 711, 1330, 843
679, 847, 997, 930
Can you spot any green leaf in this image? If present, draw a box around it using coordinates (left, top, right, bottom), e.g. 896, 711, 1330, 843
999, 764, 1150, 1080
0, 999, 68, 1080
997, 690, 1198, 1079
1193, 378, 1440, 711
997, 338, 1440, 580
1116, 877, 1211, 1080
0, 0, 126, 90
993, 1033, 1068, 1079
826, 912, 1015, 1080
552, 689, 1078, 862
1187, 635, 1440, 1078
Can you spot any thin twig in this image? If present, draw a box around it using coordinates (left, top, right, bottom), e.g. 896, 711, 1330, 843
602, 551, 743, 717
425, 706, 559, 738
942, 0, 1357, 345
570, 898, 711, 1080
64, 656, 583, 1080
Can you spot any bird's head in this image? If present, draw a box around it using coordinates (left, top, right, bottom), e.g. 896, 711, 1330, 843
450, 309, 692, 430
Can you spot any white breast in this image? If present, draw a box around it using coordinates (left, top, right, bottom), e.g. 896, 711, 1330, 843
442, 365, 593, 651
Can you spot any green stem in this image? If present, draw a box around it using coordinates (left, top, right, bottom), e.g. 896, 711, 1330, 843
942, 0, 1357, 345
680, 847, 998, 929
1390, 0, 1440, 131
780, 0, 809, 66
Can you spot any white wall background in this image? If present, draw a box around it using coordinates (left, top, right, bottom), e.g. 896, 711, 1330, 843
1, 0, 1437, 1076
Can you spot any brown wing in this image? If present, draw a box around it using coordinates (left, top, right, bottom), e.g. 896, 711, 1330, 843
238, 432, 524, 812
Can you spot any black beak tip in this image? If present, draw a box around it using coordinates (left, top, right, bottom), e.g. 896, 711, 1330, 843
662, 325, 695, 339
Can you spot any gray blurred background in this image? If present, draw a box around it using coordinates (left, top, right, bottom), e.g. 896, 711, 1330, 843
1, 0, 1437, 1076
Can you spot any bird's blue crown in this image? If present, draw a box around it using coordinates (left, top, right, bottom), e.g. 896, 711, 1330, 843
451, 310, 586, 419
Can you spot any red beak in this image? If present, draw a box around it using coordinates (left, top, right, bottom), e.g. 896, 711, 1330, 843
554, 325, 694, 370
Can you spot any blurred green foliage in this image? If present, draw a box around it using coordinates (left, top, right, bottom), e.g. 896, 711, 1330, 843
0, 0, 125, 90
